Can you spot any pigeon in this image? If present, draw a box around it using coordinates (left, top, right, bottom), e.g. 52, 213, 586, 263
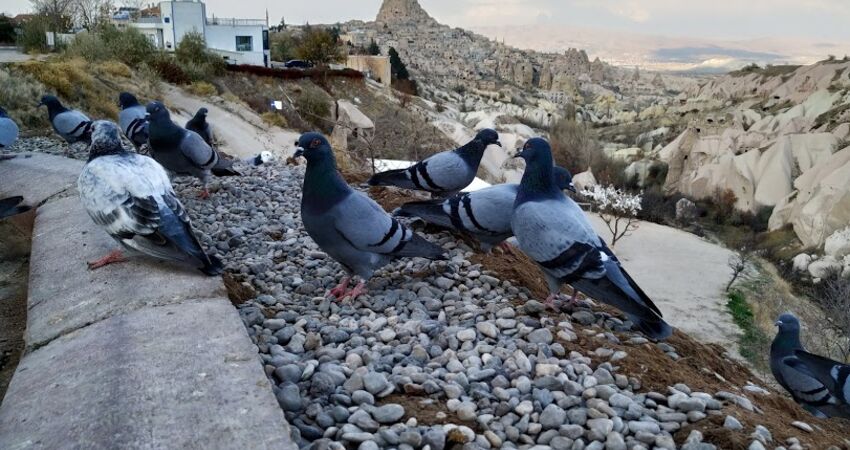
510, 138, 672, 340
118, 92, 149, 150
771, 313, 850, 418
185, 107, 214, 147
145, 101, 239, 199
367, 128, 502, 197
77, 120, 222, 275
396, 166, 576, 252
0, 196, 30, 219
0, 106, 19, 148
38, 95, 92, 144
793, 349, 850, 407
296, 132, 446, 300
244, 151, 275, 166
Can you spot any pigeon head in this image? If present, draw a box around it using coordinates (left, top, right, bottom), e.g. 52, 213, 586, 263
516, 138, 554, 166
145, 101, 170, 121
118, 92, 140, 109
552, 166, 576, 193
88, 120, 126, 160
294, 132, 334, 164
38, 95, 61, 109
474, 128, 501, 147
775, 313, 801, 332
195, 107, 209, 118
259, 151, 274, 164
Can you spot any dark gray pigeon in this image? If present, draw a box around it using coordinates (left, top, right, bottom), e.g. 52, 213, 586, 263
78, 120, 222, 275
118, 92, 149, 150
146, 101, 239, 199
794, 349, 850, 407
296, 132, 446, 300
185, 107, 214, 147
771, 313, 850, 418
0, 106, 19, 148
367, 128, 501, 197
39, 95, 92, 144
0, 196, 30, 219
510, 138, 672, 340
396, 166, 576, 252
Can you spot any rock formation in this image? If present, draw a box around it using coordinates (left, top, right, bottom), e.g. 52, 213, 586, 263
376, 0, 435, 25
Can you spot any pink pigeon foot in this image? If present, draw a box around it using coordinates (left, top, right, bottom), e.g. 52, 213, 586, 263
198, 188, 211, 200
87, 250, 127, 270
346, 282, 368, 300
327, 277, 351, 300
498, 241, 515, 255
544, 293, 559, 309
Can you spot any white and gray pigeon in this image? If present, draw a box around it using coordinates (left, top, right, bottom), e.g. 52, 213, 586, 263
296, 132, 446, 300
118, 92, 149, 150
78, 120, 223, 275
367, 128, 501, 197
771, 313, 850, 418
145, 101, 240, 199
510, 138, 672, 340
794, 348, 850, 407
396, 166, 576, 252
39, 95, 92, 144
185, 107, 214, 147
0, 106, 19, 148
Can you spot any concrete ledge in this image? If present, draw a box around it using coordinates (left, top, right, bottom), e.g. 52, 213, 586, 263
0, 153, 295, 449
26, 196, 226, 349
0, 300, 294, 449
0, 152, 84, 206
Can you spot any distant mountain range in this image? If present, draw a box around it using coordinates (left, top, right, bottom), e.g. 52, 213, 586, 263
470, 25, 850, 73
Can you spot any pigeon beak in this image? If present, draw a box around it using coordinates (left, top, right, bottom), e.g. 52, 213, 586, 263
294, 147, 305, 158
566, 183, 577, 193
494, 140, 502, 147
513, 148, 523, 158
774, 320, 782, 326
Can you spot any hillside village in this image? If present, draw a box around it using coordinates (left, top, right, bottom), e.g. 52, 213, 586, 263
1, 0, 850, 449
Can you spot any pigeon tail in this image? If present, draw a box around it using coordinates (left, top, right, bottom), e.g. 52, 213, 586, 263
368, 167, 415, 189
211, 158, 241, 177
628, 314, 674, 341
200, 254, 224, 276
396, 199, 454, 229
793, 350, 850, 398
388, 232, 446, 260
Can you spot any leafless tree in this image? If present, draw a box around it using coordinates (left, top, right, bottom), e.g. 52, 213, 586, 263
74, 0, 114, 30
31, 0, 75, 32
119, 0, 144, 20
811, 272, 850, 362
725, 234, 759, 292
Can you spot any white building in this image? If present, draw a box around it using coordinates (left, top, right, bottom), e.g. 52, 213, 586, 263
129, 0, 270, 67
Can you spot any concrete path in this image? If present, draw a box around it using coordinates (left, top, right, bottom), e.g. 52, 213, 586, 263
0, 153, 296, 449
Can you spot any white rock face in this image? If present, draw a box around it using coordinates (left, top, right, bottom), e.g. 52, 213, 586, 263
825, 227, 850, 258
792, 254, 812, 273
573, 170, 597, 191
808, 256, 842, 279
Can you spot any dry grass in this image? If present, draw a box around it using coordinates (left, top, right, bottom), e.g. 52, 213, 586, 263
186, 81, 218, 97
260, 111, 288, 128
0, 68, 48, 129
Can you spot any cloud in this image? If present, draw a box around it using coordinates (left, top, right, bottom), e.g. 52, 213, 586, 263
606, 1, 650, 23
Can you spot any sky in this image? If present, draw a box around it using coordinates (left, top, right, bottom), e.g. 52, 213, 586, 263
4, 0, 849, 43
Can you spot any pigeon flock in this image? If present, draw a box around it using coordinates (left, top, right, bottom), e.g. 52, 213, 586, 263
2, 92, 850, 433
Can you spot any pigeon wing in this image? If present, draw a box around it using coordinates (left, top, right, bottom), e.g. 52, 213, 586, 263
0, 117, 19, 148
179, 130, 218, 170
53, 110, 92, 139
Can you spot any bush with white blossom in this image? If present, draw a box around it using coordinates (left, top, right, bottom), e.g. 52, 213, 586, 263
580, 184, 642, 247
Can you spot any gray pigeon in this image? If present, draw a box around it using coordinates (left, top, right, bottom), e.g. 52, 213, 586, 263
367, 128, 501, 197
771, 313, 850, 418
118, 92, 149, 150
146, 101, 239, 199
794, 349, 850, 407
39, 95, 92, 144
296, 132, 445, 300
0, 106, 19, 148
185, 107, 214, 147
396, 166, 576, 252
78, 120, 222, 275
511, 138, 672, 340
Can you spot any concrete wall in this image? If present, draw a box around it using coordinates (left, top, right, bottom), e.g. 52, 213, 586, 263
0, 153, 296, 449
347, 55, 392, 87
161, 0, 206, 50
207, 24, 267, 66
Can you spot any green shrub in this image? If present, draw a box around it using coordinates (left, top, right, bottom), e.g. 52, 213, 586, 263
100, 26, 155, 66
187, 81, 217, 97
174, 32, 225, 82
726, 291, 770, 365
0, 68, 48, 128
148, 52, 190, 84
16, 17, 49, 53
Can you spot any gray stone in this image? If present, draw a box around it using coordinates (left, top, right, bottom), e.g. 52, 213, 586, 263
422, 427, 447, 450
539, 404, 567, 430
723, 415, 743, 431
363, 372, 389, 394
372, 404, 405, 423
527, 328, 553, 344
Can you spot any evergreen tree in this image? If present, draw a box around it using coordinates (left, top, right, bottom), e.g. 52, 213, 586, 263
367, 39, 380, 56
388, 47, 409, 80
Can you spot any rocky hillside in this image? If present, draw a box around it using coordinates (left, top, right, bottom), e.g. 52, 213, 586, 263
621, 59, 850, 267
